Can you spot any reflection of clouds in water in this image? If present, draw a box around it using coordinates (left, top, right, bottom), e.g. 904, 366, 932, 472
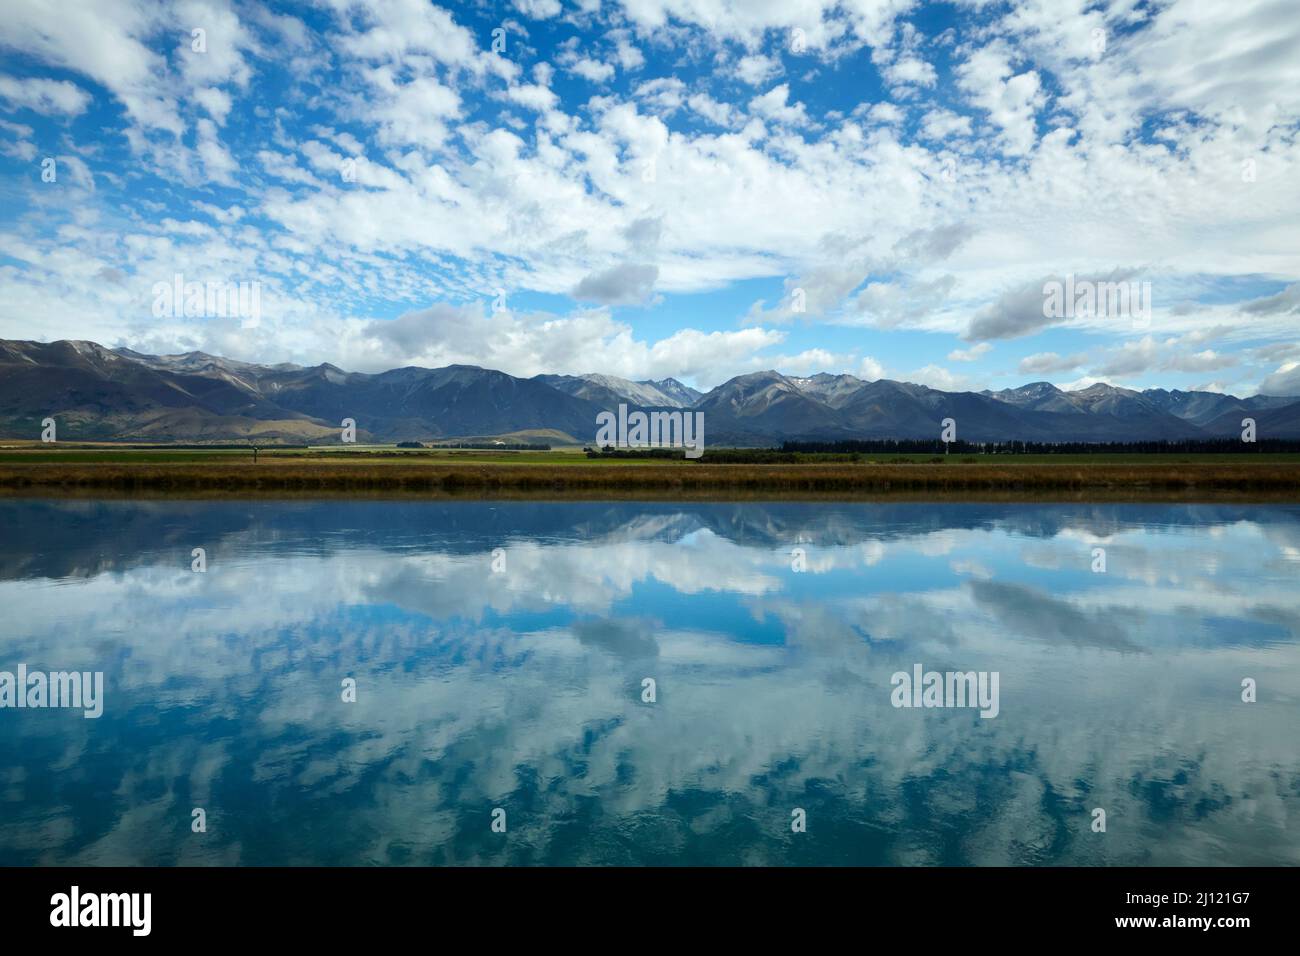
0, 502, 1297, 865
950, 559, 995, 579
966, 580, 1148, 652
1019, 522, 1264, 586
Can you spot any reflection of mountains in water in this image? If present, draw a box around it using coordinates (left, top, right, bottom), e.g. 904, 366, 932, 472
2, 497, 1299, 865
4, 498, 1299, 582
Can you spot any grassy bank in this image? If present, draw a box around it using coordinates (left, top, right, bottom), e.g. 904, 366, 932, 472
4, 442, 1300, 464
2, 454, 1299, 496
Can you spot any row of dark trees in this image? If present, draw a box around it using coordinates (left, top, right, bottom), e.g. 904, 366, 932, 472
583, 437, 1300, 460
780, 438, 1300, 454
402, 441, 552, 450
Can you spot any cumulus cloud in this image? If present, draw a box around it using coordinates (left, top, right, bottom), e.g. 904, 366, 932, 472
0, 75, 91, 115
954, 45, 1043, 155
573, 263, 659, 305
857, 355, 885, 379
1259, 362, 1300, 396
1018, 352, 1087, 375
735, 54, 781, 86
514, 0, 561, 18
748, 84, 808, 125
909, 363, 969, 391
1089, 337, 1240, 379
288, 300, 786, 385
883, 55, 936, 88
919, 108, 971, 140
948, 342, 990, 362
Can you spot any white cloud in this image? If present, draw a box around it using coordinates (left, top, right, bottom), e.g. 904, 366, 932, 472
955, 45, 1043, 155
612, 36, 645, 71
367, 71, 461, 147
0, 75, 91, 115
948, 342, 990, 362
335, 0, 480, 69
748, 84, 808, 125
1018, 352, 1086, 375
568, 57, 615, 83
771, 347, 854, 376
858, 355, 885, 380
0, 118, 36, 160
506, 82, 558, 112
909, 363, 969, 391
883, 55, 936, 88
195, 117, 237, 184
0, 0, 180, 133
192, 86, 232, 124
687, 92, 735, 126
514, 0, 561, 18
919, 108, 971, 140
866, 102, 904, 124
615, 0, 914, 50
353, 304, 789, 384
634, 77, 686, 113
1259, 361, 1300, 396
1088, 336, 1241, 380
735, 53, 781, 86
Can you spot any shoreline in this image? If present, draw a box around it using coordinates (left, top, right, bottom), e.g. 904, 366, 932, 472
2, 459, 1299, 500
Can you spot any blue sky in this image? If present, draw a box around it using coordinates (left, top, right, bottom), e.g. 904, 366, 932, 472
1, 0, 1298, 395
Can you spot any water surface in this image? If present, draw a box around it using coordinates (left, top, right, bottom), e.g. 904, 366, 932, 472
0, 498, 1296, 865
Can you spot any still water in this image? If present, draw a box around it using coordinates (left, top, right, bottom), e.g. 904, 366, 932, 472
0, 498, 1296, 865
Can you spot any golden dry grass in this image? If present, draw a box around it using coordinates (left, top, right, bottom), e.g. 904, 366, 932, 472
2, 458, 1299, 496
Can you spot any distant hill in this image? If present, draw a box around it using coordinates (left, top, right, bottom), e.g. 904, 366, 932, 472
2, 338, 1297, 444
1200, 399, 1300, 438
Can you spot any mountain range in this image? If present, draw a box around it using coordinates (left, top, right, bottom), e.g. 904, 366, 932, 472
2, 338, 1297, 445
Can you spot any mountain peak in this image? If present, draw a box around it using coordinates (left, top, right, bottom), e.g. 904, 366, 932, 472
539, 372, 697, 408
6, 337, 1300, 444
1072, 381, 1139, 397
636, 377, 702, 407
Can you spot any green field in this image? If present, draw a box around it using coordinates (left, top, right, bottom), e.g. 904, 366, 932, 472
0, 444, 600, 465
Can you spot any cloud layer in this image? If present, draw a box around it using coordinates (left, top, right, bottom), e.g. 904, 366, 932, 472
1, 0, 1297, 392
